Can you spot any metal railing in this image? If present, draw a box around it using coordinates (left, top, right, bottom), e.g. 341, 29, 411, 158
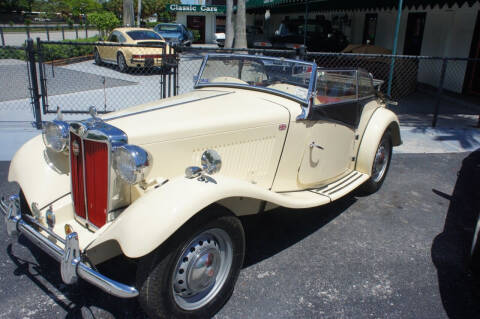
0, 25, 98, 46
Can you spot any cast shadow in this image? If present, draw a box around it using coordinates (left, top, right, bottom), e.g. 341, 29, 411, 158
7, 194, 356, 318
431, 148, 480, 319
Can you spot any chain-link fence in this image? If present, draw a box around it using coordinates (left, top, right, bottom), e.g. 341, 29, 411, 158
1, 38, 478, 128
36, 40, 178, 116
0, 45, 32, 114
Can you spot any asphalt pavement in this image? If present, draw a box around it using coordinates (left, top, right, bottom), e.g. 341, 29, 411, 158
1, 152, 480, 318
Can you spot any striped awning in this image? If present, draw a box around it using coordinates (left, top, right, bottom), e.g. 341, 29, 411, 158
246, 0, 478, 11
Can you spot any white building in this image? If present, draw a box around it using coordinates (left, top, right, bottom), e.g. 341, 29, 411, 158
246, 0, 480, 95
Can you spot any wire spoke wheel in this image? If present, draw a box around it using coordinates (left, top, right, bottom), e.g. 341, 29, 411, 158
172, 228, 233, 311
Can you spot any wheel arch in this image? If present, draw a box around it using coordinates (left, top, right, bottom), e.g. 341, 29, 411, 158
87, 175, 303, 259
355, 108, 401, 176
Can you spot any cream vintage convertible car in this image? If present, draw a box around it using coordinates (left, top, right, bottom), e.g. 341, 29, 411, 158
1, 54, 401, 318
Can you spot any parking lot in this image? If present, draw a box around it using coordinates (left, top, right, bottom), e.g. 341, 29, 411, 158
1, 152, 480, 318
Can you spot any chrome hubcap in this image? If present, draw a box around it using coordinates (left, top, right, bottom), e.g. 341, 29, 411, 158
172, 228, 233, 310
372, 139, 390, 183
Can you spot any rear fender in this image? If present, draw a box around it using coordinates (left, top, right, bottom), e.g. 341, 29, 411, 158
355, 108, 401, 176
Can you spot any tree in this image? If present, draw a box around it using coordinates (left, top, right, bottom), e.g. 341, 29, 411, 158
234, 0, 247, 48
88, 11, 120, 37
104, 0, 123, 18
225, 0, 234, 48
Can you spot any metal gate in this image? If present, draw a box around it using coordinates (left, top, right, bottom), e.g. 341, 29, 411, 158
25, 37, 179, 128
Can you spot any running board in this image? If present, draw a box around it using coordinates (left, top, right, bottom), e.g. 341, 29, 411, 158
277, 171, 369, 209
309, 171, 369, 201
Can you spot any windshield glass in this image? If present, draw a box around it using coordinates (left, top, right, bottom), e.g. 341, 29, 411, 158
196, 55, 315, 102
127, 30, 163, 40
156, 25, 181, 33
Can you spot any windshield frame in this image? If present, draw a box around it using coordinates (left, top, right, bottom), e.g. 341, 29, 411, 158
194, 54, 317, 106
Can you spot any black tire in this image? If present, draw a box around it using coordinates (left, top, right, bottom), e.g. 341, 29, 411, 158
94, 49, 102, 65
360, 130, 392, 194
136, 207, 245, 319
117, 52, 128, 73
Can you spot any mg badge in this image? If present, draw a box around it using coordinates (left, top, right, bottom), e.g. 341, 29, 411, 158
72, 140, 80, 156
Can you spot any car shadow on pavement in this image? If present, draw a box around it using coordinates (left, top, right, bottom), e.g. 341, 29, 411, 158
241, 195, 356, 268
431, 148, 480, 319
5, 194, 356, 318
7, 236, 145, 318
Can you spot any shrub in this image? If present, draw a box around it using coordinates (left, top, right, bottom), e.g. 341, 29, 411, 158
88, 12, 120, 38
0, 47, 25, 60
40, 36, 100, 61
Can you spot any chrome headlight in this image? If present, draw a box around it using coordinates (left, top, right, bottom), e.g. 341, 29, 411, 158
42, 120, 69, 152
113, 144, 151, 185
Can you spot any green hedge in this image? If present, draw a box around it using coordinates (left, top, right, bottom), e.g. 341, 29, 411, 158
41, 36, 99, 62
0, 47, 25, 60
0, 36, 100, 62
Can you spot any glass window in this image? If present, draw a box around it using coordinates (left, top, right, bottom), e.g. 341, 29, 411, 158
155, 24, 181, 32
108, 33, 118, 42
126, 30, 163, 40
358, 72, 375, 98
315, 70, 357, 104
197, 55, 314, 101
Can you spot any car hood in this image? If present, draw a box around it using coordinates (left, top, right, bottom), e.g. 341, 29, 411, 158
104, 88, 290, 146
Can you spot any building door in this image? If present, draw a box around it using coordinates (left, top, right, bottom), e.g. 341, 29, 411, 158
187, 16, 205, 44
465, 11, 480, 95
403, 12, 426, 55
363, 13, 377, 45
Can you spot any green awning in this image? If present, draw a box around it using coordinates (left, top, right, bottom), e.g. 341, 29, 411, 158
246, 0, 478, 11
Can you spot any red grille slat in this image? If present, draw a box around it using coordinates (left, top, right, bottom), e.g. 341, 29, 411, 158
70, 133, 86, 219
84, 140, 109, 228
70, 131, 109, 229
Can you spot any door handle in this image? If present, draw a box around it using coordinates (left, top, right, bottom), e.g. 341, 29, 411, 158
309, 142, 324, 150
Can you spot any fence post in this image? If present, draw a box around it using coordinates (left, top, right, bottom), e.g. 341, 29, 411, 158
62, 26, 65, 40
0, 27, 4, 47
26, 26, 30, 39
36, 37, 48, 114
26, 38, 42, 129
46, 26, 50, 41
75, 26, 78, 39
85, 24, 88, 38
432, 58, 448, 128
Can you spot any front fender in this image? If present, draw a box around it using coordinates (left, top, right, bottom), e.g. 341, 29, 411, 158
355, 107, 402, 176
89, 175, 330, 258
8, 135, 70, 210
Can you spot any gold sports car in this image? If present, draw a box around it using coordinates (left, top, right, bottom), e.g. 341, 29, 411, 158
94, 27, 174, 72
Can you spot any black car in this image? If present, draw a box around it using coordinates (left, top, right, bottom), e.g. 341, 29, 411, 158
153, 23, 194, 46
272, 18, 348, 52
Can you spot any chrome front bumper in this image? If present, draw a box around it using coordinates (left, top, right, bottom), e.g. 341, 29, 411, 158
1, 195, 138, 299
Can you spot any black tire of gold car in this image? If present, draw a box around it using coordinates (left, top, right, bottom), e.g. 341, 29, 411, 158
94, 49, 102, 65
360, 130, 393, 194
136, 206, 245, 319
117, 52, 128, 73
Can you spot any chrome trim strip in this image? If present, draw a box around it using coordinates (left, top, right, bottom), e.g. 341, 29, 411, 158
1, 196, 138, 298
103, 91, 234, 122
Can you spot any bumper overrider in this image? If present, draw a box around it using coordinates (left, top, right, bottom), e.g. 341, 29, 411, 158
0, 195, 138, 298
